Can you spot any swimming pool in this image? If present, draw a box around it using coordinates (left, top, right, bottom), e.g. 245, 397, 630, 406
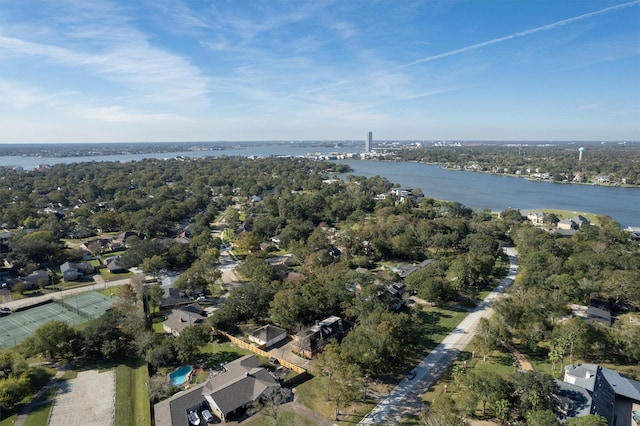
169, 365, 192, 386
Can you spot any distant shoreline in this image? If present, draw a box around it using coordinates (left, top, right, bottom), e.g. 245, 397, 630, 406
438, 165, 640, 189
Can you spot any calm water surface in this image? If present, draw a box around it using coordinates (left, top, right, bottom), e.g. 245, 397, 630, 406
0, 147, 637, 227
339, 160, 638, 228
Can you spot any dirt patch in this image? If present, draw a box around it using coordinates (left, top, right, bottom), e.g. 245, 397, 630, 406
49, 369, 115, 426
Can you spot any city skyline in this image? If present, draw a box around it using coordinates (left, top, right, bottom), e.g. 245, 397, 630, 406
0, 1, 639, 143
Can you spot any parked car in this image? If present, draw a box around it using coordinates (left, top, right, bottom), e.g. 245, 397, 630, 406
187, 410, 200, 425
269, 356, 279, 365
201, 409, 215, 423
407, 369, 416, 380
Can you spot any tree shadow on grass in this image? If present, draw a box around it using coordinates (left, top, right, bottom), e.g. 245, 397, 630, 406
200, 350, 244, 369
70, 354, 143, 372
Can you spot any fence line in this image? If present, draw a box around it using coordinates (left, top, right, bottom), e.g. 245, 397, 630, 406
216, 330, 306, 375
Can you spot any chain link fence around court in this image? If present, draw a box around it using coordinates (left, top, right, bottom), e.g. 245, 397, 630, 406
53, 291, 115, 321
0, 291, 116, 350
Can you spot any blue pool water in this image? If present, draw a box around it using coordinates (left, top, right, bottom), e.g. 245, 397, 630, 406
169, 365, 192, 386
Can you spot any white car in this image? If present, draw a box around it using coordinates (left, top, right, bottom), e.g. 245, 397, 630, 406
187, 410, 200, 425
201, 409, 215, 423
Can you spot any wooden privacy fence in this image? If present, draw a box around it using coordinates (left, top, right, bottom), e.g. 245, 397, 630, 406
216, 329, 306, 375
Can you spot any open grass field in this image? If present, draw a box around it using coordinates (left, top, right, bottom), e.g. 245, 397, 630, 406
114, 363, 150, 426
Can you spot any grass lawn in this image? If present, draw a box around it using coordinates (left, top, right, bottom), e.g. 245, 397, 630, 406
115, 362, 150, 426
59, 370, 78, 380
0, 413, 17, 426
152, 321, 165, 333
241, 411, 317, 426
98, 269, 134, 282
95, 285, 124, 298
296, 377, 374, 425
416, 304, 470, 350
22, 388, 56, 426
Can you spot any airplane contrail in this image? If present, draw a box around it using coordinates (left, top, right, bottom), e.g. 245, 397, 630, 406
398, 0, 640, 69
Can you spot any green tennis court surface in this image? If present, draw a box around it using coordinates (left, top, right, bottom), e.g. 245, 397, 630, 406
0, 291, 116, 350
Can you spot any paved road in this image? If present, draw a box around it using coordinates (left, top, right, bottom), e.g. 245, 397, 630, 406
359, 247, 519, 425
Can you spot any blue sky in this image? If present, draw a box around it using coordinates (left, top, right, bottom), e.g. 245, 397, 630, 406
0, 0, 638, 143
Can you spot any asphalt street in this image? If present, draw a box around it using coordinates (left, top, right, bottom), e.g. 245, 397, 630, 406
359, 247, 519, 425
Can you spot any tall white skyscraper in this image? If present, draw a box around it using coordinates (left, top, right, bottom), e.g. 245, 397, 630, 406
366, 131, 372, 152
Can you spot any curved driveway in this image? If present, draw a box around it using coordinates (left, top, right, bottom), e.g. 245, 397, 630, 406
359, 247, 519, 425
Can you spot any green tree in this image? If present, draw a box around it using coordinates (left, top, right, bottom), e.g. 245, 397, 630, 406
0, 376, 29, 409
140, 255, 168, 278
420, 394, 469, 426
80, 310, 123, 360
526, 410, 559, 426
315, 343, 362, 421
511, 371, 557, 414
462, 371, 509, 416
566, 415, 608, 426
173, 325, 208, 364
22, 320, 79, 361
493, 399, 511, 426
147, 284, 165, 313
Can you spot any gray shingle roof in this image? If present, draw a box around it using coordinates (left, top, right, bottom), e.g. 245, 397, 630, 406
202, 355, 279, 417
154, 383, 206, 426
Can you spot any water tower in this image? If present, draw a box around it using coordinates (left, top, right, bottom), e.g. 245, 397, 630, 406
579, 147, 584, 161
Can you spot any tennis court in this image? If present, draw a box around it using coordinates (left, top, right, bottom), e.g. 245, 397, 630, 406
0, 291, 116, 350
55, 291, 115, 321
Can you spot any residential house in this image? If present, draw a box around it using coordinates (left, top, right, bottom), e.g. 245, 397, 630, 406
202, 355, 280, 422
292, 316, 349, 358
80, 238, 111, 254
556, 364, 640, 425
60, 261, 95, 281
586, 305, 612, 326
23, 270, 50, 288
153, 355, 280, 426
158, 274, 192, 311
249, 324, 288, 349
556, 215, 591, 237
395, 259, 435, 279
162, 305, 207, 336
527, 212, 547, 226
153, 383, 207, 426
105, 257, 127, 273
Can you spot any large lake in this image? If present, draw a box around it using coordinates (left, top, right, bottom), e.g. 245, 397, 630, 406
0, 146, 637, 227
